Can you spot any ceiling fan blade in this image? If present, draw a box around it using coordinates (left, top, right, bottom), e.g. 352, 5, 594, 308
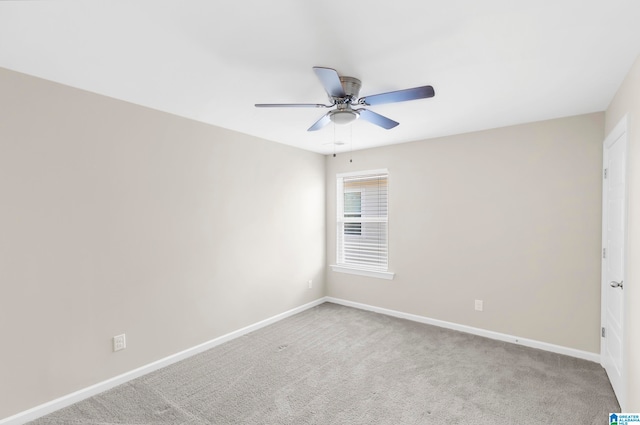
307, 112, 332, 131
255, 103, 329, 108
360, 85, 435, 106
313, 67, 346, 98
357, 109, 399, 129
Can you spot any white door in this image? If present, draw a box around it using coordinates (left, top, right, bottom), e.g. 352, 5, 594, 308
601, 116, 627, 410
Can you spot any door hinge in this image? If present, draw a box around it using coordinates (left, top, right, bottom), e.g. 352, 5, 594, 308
604, 168, 608, 179
602, 327, 606, 338
603, 248, 606, 259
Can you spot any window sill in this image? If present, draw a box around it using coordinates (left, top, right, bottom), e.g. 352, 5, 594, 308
330, 265, 395, 280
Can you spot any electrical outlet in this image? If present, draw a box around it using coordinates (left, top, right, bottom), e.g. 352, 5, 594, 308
308, 280, 313, 289
113, 334, 126, 352
475, 300, 483, 311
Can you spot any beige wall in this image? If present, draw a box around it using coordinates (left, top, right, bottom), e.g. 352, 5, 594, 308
2, 58, 631, 419
326, 113, 604, 353
0, 68, 326, 419
605, 54, 640, 411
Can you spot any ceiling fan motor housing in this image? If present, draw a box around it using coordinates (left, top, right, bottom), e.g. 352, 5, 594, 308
327, 76, 362, 125
338, 76, 361, 102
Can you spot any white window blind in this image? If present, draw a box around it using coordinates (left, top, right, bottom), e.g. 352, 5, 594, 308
336, 171, 388, 271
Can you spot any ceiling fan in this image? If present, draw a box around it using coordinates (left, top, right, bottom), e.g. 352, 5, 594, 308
255, 66, 435, 131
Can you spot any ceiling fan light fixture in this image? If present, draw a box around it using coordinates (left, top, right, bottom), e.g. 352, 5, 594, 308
330, 110, 359, 125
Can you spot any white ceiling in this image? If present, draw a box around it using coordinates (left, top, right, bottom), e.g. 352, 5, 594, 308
1, 1, 640, 155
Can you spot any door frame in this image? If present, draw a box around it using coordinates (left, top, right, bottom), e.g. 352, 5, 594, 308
601, 114, 628, 410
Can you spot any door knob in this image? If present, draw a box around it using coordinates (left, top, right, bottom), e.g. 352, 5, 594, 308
610, 280, 624, 289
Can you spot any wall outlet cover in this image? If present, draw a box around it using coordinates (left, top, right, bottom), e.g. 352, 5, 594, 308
113, 334, 126, 352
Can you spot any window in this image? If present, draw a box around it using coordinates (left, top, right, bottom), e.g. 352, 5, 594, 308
343, 191, 362, 236
333, 169, 393, 279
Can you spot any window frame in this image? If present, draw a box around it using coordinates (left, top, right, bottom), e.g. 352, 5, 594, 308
331, 169, 395, 280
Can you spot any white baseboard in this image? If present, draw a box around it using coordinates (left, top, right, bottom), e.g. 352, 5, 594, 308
3, 295, 600, 424
325, 297, 600, 363
0, 297, 327, 425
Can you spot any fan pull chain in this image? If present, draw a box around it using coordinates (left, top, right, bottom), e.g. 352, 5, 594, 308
349, 124, 353, 163
333, 122, 337, 158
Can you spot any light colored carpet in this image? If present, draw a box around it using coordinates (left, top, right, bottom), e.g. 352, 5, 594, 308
29, 302, 619, 424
